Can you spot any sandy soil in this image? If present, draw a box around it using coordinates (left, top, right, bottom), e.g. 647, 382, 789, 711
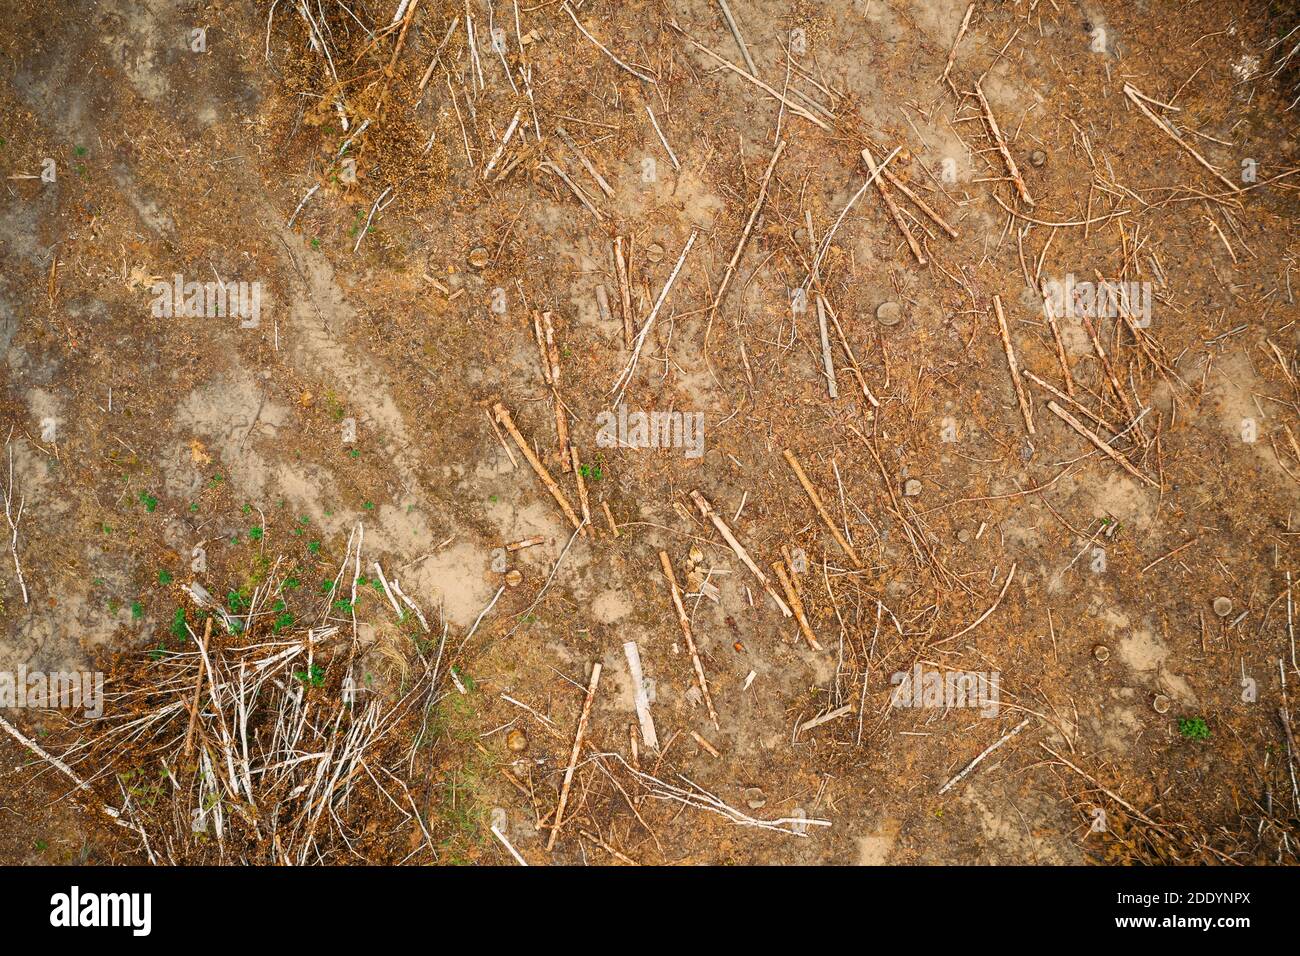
0, 0, 1297, 865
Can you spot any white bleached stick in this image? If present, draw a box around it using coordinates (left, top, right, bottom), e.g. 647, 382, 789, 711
623, 641, 659, 750
3, 445, 27, 605
610, 229, 698, 405
938, 717, 1031, 795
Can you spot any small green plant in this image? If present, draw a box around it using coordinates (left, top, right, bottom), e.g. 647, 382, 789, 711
1178, 716, 1210, 740
170, 607, 188, 641
293, 664, 326, 687
158, 570, 173, 584
138, 491, 158, 513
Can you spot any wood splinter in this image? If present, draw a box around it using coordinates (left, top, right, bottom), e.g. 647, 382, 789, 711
976, 83, 1034, 206
659, 550, 720, 729
992, 294, 1035, 436
1047, 400, 1158, 488
862, 146, 927, 265
613, 237, 634, 348
782, 449, 862, 568
492, 403, 586, 535
772, 559, 823, 651
547, 661, 601, 850
689, 490, 792, 618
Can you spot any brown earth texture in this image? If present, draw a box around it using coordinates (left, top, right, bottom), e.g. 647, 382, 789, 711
0, 0, 1298, 866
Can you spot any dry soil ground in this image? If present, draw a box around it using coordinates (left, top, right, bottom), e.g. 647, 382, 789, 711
0, 0, 1298, 865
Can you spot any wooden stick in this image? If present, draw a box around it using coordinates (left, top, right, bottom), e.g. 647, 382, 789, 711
579, 829, 639, 865
376, 0, 420, 117
611, 230, 697, 403
601, 500, 619, 537
659, 551, 720, 728
1123, 84, 1239, 194
594, 285, 612, 332
938, 717, 1030, 795
0, 714, 141, 836
540, 158, 602, 220
644, 104, 680, 171
483, 109, 522, 179
570, 446, 592, 530
487, 406, 518, 468
555, 125, 614, 197
1023, 370, 1117, 435
880, 166, 959, 238
862, 146, 927, 265
815, 294, 838, 399
992, 294, 1035, 435
562, 2, 655, 83
710, 139, 785, 318
547, 662, 601, 850
715, 0, 757, 76
1038, 280, 1076, 395
623, 641, 658, 750
807, 147, 901, 284
782, 449, 862, 568
1046, 400, 1157, 487
613, 237, 634, 348
540, 311, 572, 473
1040, 742, 1173, 833
674, 29, 831, 131
689, 490, 792, 617
493, 403, 586, 533
825, 301, 880, 407
798, 703, 855, 735
690, 730, 722, 757
1080, 314, 1139, 430
976, 83, 1034, 206
934, 563, 1017, 646
183, 616, 214, 758
773, 559, 823, 651
939, 2, 975, 86
1139, 537, 1199, 574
